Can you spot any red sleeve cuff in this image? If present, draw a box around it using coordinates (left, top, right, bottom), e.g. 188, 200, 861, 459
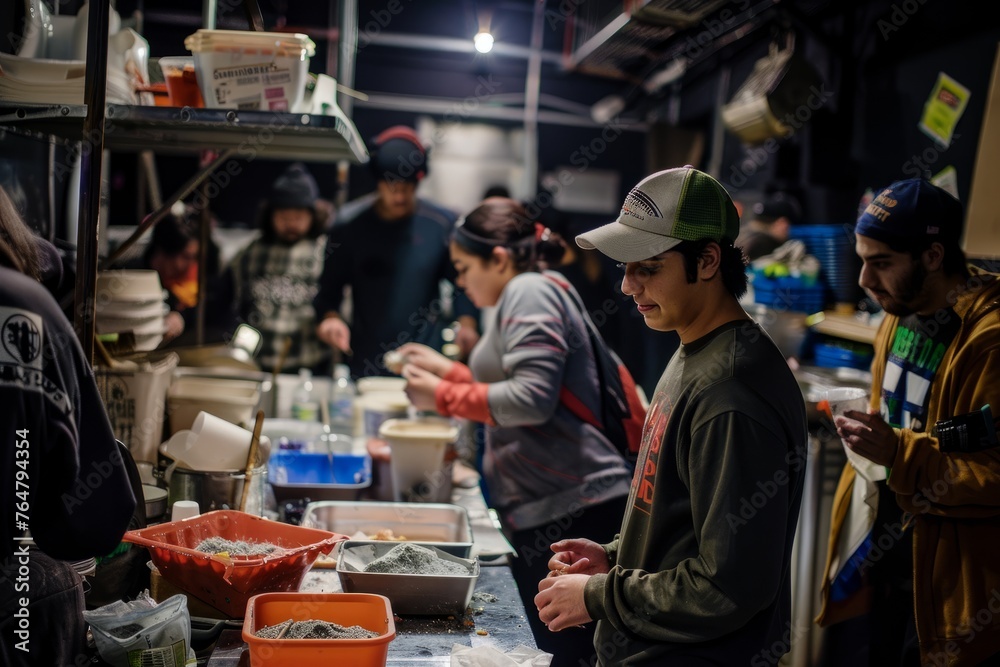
443, 361, 474, 383
434, 380, 494, 425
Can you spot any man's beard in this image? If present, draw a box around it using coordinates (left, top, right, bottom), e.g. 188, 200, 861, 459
276, 232, 306, 246
879, 261, 927, 316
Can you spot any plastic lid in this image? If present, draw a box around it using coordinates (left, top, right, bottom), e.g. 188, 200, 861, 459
184, 29, 316, 57
378, 418, 458, 442
357, 392, 411, 413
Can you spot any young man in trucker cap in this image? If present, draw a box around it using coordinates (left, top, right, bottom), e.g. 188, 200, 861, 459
535, 166, 808, 665
816, 178, 1000, 666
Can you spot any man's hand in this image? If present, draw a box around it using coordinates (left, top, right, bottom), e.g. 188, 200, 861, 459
836, 410, 900, 467
536, 574, 593, 632
163, 311, 185, 342
547, 539, 611, 577
317, 316, 351, 353
402, 364, 442, 411
397, 343, 454, 378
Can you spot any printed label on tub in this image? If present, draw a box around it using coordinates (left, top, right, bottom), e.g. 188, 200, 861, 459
264, 87, 289, 111
209, 61, 293, 109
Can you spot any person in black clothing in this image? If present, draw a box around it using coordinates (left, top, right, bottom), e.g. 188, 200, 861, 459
736, 191, 802, 261
314, 125, 479, 377
124, 205, 226, 346
0, 187, 136, 666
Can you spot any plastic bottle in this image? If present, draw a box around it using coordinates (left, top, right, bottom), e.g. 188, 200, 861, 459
328, 363, 356, 435
291, 368, 319, 421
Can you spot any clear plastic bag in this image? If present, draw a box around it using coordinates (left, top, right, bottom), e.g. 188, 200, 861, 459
83, 591, 195, 667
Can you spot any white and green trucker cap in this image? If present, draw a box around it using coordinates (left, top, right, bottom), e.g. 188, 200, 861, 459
575, 166, 740, 263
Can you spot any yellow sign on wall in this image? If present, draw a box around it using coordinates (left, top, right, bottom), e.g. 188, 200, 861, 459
919, 72, 971, 148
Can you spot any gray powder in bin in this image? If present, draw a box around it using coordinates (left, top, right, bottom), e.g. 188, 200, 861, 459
363, 543, 469, 575
193, 537, 280, 556
254, 619, 379, 639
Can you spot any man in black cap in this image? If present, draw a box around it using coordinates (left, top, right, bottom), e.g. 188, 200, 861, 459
816, 178, 1000, 666
314, 125, 479, 377
736, 191, 802, 261
223, 162, 331, 373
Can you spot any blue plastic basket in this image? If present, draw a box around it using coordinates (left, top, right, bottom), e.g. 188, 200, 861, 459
813, 341, 873, 371
789, 224, 863, 305
751, 271, 826, 314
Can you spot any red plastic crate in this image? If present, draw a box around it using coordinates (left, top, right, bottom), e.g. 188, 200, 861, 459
243, 592, 395, 667
123, 510, 347, 617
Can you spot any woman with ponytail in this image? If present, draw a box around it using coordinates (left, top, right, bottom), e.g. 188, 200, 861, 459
399, 196, 636, 666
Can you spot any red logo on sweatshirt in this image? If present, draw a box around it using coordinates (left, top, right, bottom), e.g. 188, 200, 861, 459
632, 390, 671, 515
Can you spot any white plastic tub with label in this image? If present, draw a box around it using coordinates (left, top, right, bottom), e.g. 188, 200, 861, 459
184, 29, 315, 112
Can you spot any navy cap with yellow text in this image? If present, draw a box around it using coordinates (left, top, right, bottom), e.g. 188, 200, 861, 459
854, 178, 963, 246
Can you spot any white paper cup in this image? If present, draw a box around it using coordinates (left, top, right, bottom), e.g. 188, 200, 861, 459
822, 387, 887, 481
171, 500, 200, 521
161, 411, 254, 471
824, 387, 868, 417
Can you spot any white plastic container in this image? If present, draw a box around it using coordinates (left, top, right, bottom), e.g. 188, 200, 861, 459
166, 376, 261, 434
379, 418, 458, 503
357, 391, 411, 439
183, 29, 315, 112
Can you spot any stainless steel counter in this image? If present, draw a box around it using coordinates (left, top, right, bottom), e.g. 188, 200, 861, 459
203, 484, 533, 666
205, 564, 535, 666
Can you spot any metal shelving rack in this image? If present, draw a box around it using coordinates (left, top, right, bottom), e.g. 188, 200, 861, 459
0, 104, 368, 163
0, 4, 368, 362
0, 101, 368, 359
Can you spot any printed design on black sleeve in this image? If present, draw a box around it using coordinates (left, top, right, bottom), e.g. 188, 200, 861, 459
632, 390, 672, 516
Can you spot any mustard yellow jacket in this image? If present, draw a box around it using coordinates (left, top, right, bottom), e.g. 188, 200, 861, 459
817, 267, 1000, 666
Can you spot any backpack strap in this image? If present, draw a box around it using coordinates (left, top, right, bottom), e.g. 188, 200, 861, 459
543, 273, 610, 429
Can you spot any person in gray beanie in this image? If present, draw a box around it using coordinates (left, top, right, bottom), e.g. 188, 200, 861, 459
221, 162, 331, 373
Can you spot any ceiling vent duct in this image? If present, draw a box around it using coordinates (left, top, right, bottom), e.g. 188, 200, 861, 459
721, 36, 824, 145
632, 0, 733, 27
566, 0, 730, 79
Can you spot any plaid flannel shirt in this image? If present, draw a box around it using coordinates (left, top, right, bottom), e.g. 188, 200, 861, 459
230, 235, 328, 371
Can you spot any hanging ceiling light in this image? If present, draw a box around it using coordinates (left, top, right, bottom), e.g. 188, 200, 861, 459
474, 29, 494, 53
474, 4, 494, 54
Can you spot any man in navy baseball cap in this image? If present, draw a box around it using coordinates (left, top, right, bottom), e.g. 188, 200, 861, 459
851, 178, 967, 316
817, 177, 1000, 667
855, 178, 964, 251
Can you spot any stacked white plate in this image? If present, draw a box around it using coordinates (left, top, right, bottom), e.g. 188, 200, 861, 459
0, 52, 137, 105
0, 26, 147, 105
95, 270, 168, 351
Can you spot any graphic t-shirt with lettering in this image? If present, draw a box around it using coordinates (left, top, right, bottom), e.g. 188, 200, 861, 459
867, 309, 960, 591
882, 310, 960, 431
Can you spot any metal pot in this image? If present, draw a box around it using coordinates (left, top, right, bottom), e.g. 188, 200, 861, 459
142, 484, 168, 520
165, 465, 268, 516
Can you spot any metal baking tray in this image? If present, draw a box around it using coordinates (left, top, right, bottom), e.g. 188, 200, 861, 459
301, 501, 473, 557
335, 540, 479, 616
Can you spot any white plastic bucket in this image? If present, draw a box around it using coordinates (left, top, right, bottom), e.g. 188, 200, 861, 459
357, 391, 410, 439
166, 376, 261, 434
184, 29, 315, 112
379, 418, 458, 502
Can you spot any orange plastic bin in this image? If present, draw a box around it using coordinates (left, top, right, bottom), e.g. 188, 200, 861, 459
243, 592, 395, 667
123, 510, 346, 617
